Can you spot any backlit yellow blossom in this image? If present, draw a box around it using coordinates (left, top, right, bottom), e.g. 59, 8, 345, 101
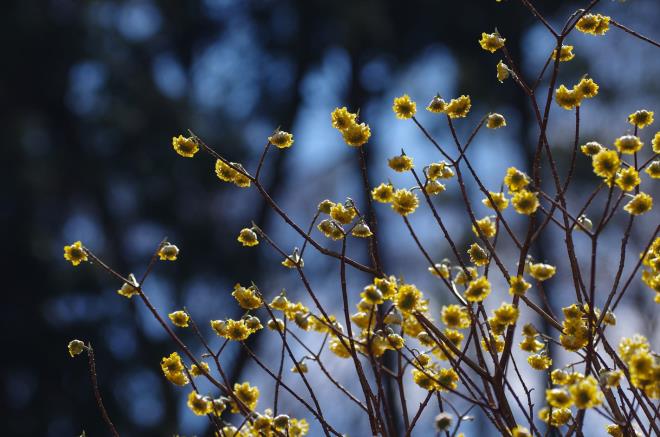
388, 155, 414, 172
328, 204, 356, 226
615, 167, 640, 191
214, 159, 236, 182
392, 189, 419, 216
268, 130, 294, 149
653, 131, 660, 153
614, 135, 643, 154
645, 161, 660, 179
473, 216, 497, 238
539, 407, 572, 427
237, 228, 259, 247
342, 122, 371, 147
223, 319, 252, 341
570, 375, 603, 409
427, 161, 454, 180
552, 45, 575, 62
172, 135, 199, 158
392, 94, 417, 119
503, 167, 529, 192
496, 60, 510, 82
168, 310, 189, 328
486, 113, 506, 129
628, 110, 654, 129
63, 241, 88, 266
576, 13, 610, 35
592, 149, 621, 178
371, 183, 394, 203
396, 283, 426, 314
623, 192, 653, 215
190, 362, 210, 377
426, 95, 447, 113
351, 221, 373, 238
441, 305, 471, 329
606, 424, 623, 437
187, 391, 212, 415
555, 84, 581, 110
329, 338, 351, 358
479, 32, 505, 53
482, 191, 509, 211
574, 78, 599, 99
509, 276, 531, 296
468, 243, 489, 266
493, 302, 519, 326
510, 426, 532, 437
161, 352, 188, 386
158, 243, 179, 261
231, 283, 262, 310
282, 250, 304, 268
68, 340, 85, 357
424, 180, 446, 195
581, 141, 603, 156
528, 262, 556, 281
331, 107, 357, 131
446, 95, 471, 118
117, 273, 140, 298
528, 353, 552, 370
464, 276, 491, 303
317, 219, 344, 240
511, 190, 539, 215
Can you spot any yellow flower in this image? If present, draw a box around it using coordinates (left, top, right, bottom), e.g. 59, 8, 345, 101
331, 107, 357, 131
645, 161, 660, 179
628, 110, 654, 129
426, 95, 447, 113
464, 276, 491, 303
509, 276, 531, 296
510, 425, 532, 437
574, 78, 599, 99
187, 391, 212, 416
436, 368, 459, 391
63, 241, 88, 266
546, 388, 573, 408
600, 369, 623, 388
424, 180, 446, 195
528, 262, 556, 281
486, 113, 506, 129
445, 95, 471, 118
268, 130, 294, 149
482, 191, 509, 211
172, 135, 199, 158
479, 32, 505, 52
441, 304, 471, 329
606, 424, 623, 437
511, 190, 539, 215
190, 361, 210, 377
615, 167, 640, 191
539, 407, 572, 427
168, 310, 190, 328
158, 243, 179, 261
576, 13, 610, 35
496, 60, 510, 82
161, 352, 189, 386
581, 141, 603, 156
396, 283, 425, 314
551, 369, 570, 385
528, 353, 552, 370
329, 338, 351, 358
341, 122, 371, 146
493, 302, 519, 326
351, 221, 373, 238
592, 149, 621, 178
427, 161, 454, 180
317, 219, 344, 240
623, 192, 653, 215
214, 159, 236, 182
330, 203, 357, 224
223, 319, 252, 341
570, 375, 603, 409
473, 216, 497, 238
388, 155, 414, 172
552, 45, 575, 62
468, 243, 489, 266
231, 283, 262, 309
653, 131, 660, 153
520, 335, 544, 352
614, 135, 643, 154
117, 273, 140, 298
232, 382, 260, 412
67, 340, 86, 357
503, 167, 529, 192
392, 189, 419, 216
392, 94, 417, 119
371, 183, 394, 203
237, 228, 259, 247
555, 84, 581, 110
281, 250, 303, 268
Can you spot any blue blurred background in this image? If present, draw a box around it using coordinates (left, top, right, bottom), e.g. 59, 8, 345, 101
3, 0, 658, 435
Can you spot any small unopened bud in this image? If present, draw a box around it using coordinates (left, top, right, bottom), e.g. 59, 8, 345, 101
577, 214, 593, 232
351, 221, 373, 238
245, 315, 262, 330
273, 414, 290, 429
291, 361, 308, 373
68, 340, 86, 357
434, 412, 453, 431
267, 318, 285, 331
